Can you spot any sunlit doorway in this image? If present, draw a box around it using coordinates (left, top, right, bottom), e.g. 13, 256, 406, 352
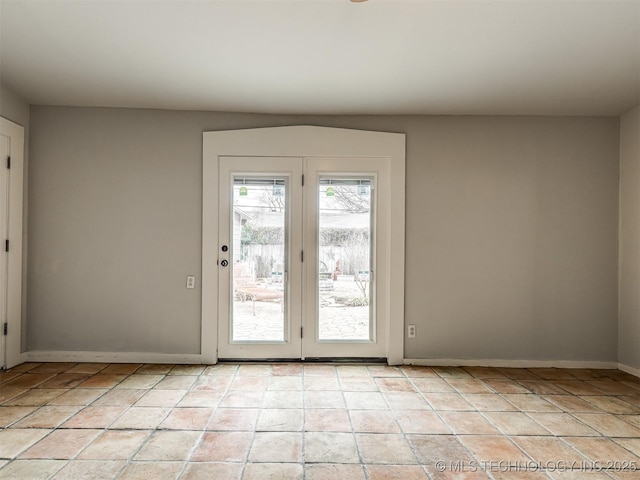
217, 156, 389, 360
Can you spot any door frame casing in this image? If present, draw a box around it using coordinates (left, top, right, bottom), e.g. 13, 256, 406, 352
0, 117, 25, 369
202, 126, 406, 364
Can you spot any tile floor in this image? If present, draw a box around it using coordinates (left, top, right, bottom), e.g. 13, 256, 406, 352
1, 362, 640, 479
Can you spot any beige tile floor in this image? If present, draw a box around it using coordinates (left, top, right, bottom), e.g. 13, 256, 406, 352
1, 362, 640, 479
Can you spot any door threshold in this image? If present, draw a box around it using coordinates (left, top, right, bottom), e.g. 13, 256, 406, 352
218, 357, 387, 364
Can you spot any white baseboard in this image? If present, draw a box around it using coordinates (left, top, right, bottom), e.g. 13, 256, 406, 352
403, 358, 619, 369
18, 352, 631, 373
24, 351, 207, 365
618, 363, 640, 379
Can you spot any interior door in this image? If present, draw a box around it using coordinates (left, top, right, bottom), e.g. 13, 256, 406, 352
0, 117, 23, 370
217, 155, 389, 360
0, 134, 7, 368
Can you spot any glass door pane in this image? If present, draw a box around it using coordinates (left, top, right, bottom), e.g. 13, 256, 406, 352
231, 177, 287, 342
317, 177, 373, 341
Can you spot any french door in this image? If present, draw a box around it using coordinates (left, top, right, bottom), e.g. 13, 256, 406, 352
217, 156, 389, 360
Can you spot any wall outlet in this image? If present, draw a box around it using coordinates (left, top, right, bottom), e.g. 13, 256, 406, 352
407, 324, 416, 338
186, 275, 195, 289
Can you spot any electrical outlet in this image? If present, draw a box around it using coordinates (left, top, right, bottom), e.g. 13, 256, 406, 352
186, 275, 195, 289
407, 324, 416, 338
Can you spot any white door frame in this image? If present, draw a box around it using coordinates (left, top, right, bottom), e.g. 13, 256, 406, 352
202, 126, 405, 364
0, 117, 25, 370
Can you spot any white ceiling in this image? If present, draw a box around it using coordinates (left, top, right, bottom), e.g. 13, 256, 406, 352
1, 0, 639, 116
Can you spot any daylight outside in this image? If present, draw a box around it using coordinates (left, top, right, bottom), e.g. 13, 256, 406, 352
231, 178, 373, 342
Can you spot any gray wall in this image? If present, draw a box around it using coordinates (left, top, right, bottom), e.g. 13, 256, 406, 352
1, 83, 29, 128
28, 107, 620, 361
1, 82, 30, 350
405, 117, 619, 361
619, 105, 640, 369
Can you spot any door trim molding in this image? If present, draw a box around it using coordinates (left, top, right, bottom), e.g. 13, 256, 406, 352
203, 126, 406, 364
